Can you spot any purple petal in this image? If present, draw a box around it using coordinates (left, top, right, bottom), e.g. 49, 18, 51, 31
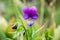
24, 14, 29, 20
30, 6, 38, 19
32, 14, 38, 20
26, 20, 34, 26
23, 6, 30, 20
31, 6, 37, 14
23, 6, 29, 14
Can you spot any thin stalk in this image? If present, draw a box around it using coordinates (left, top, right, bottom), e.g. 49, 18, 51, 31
22, 25, 28, 40
16, 5, 28, 40
17, 34, 20, 40
30, 27, 32, 40
48, 0, 56, 28
13, 0, 28, 40
27, 26, 32, 40
40, 0, 45, 26
32, 21, 48, 38
17, 6, 28, 40
32, 25, 45, 37
16, 8, 28, 40
21, 32, 23, 40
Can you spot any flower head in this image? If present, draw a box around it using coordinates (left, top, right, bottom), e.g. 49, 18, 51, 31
23, 6, 38, 20
23, 6, 38, 26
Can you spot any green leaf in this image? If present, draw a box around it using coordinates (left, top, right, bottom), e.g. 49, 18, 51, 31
0, 30, 6, 40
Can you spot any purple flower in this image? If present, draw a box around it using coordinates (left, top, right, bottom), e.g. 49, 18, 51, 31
23, 6, 38, 26
23, 6, 38, 20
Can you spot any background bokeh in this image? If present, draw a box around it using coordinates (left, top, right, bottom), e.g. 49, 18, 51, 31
0, 0, 60, 40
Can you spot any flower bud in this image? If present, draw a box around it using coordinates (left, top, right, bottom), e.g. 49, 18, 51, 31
12, 24, 17, 29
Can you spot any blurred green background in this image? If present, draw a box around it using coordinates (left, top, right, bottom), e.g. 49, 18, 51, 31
0, 0, 60, 40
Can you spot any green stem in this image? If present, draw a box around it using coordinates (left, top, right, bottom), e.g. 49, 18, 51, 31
22, 25, 28, 40
16, 6, 28, 40
20, 32, 23, 40
17, 10, 28, 40
28, 27, 32, 40
13, 0, 28, 40
31, 27, 32, 40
